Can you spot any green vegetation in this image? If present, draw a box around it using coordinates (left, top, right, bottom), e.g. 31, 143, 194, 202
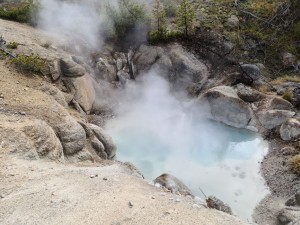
290, 155, 300, 175
106, 0, 149, 41
148, 30, 182, 44
177, 0, 196, 38
282, 89, 293, 102
10, 53, 49, 75
7, 41, 19, 49
152, 0, 167, 36
0, 0, 38, 24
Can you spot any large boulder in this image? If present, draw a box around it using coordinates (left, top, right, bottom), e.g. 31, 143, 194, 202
268, 96, 293, 110
62, 74, 96, 113
280, 118, 300, 141
0, 117, 64, 160
258, 110, 295, 129
96, 56, 117, 83
133, 44, 208, 91
236, 83, 264, 102
153, 173, 193, 197
241, 64, 261, 81
88, 124, 116, 159
199, 86, 254, 129
168, 44, 208, 90
60, 58, 86, 77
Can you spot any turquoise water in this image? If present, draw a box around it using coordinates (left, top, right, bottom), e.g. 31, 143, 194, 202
106, 73, 269, 221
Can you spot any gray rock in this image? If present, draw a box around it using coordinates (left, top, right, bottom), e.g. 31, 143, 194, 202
269, 97, 293, 110
23, 120, 64, 159
280, 118, 300, 141
258, 110, 295, 129
38, 84, 68, 108
282, 52, 297, 67
241, 64, 261, 81
199, 86, 254, 129
96, 57, 117, 83
91, 137, 107, 159
63, 74, 96, 113
88, 124, 116, 159
169, 44, 208, 90
49, 59, 62, 81
277, 209, 295, 225
227, 15, 239, 28
286, 191, 300, 206
117, 70, 130, 85
236, 83, 264, 102
154, 173, 193, 197
206, 196, 232, 215
55, 117, 86, 155
60, 58, 86, 77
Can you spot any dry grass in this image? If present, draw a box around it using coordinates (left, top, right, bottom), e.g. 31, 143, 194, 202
257, 85, 273, 94
290, 155, 300, 175
271, 75, 300, 86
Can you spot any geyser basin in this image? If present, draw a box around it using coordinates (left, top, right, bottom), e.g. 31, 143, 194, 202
106, 72, 269, 221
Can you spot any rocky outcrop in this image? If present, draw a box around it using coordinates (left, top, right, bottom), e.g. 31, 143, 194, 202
236, 83, 264, 102
88, 124, 116, 159
241, 64, 261, 81
199, 86, 254, 129
96, 56, 117, 83
133, 44, 208, 91
268, 97, 293, 110
154, 173, 194, 197
206, 196, 233, 215
280, 118, 300, 141
258, 110, 295, 129
60, 58, 86, 77
0, 117, 63, 160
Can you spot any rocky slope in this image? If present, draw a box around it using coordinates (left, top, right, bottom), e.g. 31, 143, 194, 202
0, 18, 254, 225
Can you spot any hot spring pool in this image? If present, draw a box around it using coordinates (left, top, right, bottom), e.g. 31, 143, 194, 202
106, 73, 269, 221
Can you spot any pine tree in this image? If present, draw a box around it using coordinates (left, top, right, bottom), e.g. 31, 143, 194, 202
152, 0, 167, 36
177, 0, 195, 38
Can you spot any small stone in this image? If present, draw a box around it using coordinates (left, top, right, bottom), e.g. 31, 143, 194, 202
19, 112, 26, 115
151, 196, 155, 199
128, 201, 133, 208
90, 174, 98, 178
103, 177, 108, 181
0, 194, 4, 199
160, 193, 166, 196
175, 198, 181, 203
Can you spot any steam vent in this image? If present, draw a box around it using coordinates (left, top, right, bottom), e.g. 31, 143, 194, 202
0, 0, 299, 225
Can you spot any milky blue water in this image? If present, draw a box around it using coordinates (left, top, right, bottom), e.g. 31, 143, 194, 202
106, 73, 269, 221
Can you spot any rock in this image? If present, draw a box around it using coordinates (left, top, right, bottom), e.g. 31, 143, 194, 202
153, 173, 193, 196
55, 117, 86, 155
117, 70, 131, 85
38, 85, 68, 108
128, 201, 133, 208
60, 58, 86, 77
282, 52, 297, 67
241, 64, 261, 81
227, 15, 239, 28
63, 74, 96, 113
169, 44, 208, 90
91, 137, 107, 159
22, 120, 64, 160
236, 83, 264, 102
268, 97, 293, 110
280, 118, 300, 141
96, 57, 117, 83
285, 191, 300, 206
49, 59, 62, 81
275, 82, 300, 95
199, 86, 254, 129
258, 110, 295, 129
88, 124, 116, 159
206, 196, 232, 215
277, 209, 295, 225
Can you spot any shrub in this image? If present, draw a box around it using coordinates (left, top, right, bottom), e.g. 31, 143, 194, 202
0, 0, 38, 24
7, 41, 19, 49
282, 89, 293, 102
162, 0, 178, 17
10, 53, 49, 74
148, 30, 182, 44
106, 0, 149, 41
290, 155, 300, 175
